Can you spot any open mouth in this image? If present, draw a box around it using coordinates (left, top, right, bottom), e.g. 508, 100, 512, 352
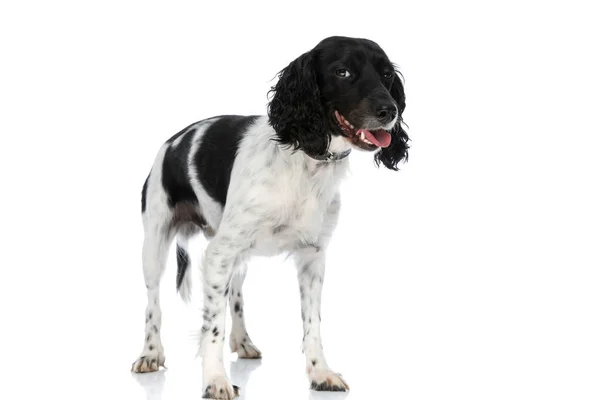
334, 110, 392, 149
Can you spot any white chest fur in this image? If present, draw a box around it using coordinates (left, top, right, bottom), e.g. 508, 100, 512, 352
220, 118, 349, 256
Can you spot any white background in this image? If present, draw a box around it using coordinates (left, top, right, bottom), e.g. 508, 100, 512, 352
1, 1, 599, 399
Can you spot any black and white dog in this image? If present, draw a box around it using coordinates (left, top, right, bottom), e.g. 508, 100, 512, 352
131, 36, 409, 398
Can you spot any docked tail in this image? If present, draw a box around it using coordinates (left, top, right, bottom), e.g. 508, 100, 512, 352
175, 238, 192, 302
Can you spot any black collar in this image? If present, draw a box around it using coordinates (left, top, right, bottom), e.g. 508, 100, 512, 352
307, 148, 352, 162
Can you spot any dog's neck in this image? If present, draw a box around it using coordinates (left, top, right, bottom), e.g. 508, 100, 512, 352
305, 135, 352, 162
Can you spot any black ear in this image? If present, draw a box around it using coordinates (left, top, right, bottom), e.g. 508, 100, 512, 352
374, 71, 410, 170
267, 51, 330, 157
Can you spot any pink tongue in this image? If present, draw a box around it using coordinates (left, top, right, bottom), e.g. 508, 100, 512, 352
358, 129, 392, 148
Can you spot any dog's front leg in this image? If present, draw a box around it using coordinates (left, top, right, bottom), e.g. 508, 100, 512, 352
295, 247, 349, 392
200, 233, 246, 399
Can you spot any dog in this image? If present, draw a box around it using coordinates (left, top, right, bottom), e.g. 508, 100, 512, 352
131, 36, 409, 399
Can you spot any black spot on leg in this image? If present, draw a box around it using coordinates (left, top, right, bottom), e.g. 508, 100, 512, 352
301, 262, 311, 274
153, 325, 158, 334
272, 224, 287, 234
148, 345, 154, 351
212, 327, 219, 336
309, 318, 312, 324
312, 360, 317, 366
148, 312, 153, 320
146, 333, 152, 341
224, 286, 229, 297
212, 339, 216, 343
234, 302, 241, 313
208, 295, 213, 301
212, 285, 218, 290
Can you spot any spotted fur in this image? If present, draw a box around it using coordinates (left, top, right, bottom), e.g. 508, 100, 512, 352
131, 36, 408, 398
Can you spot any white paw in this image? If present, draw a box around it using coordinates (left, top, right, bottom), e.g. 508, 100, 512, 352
230, 335, 262, 359
203, 375, 240, 399
131, 351, 165, 373
131, 343, 165, 373
308, 368, 349, 392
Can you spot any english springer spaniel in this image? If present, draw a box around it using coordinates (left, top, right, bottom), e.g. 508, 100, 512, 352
131, 36, 409, 399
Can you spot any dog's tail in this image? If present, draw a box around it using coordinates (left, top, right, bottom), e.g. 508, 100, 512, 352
175, 236, 192, 303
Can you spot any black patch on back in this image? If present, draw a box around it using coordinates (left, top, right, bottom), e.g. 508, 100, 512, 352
194, 115, 259, 206
141, 173, 150, 213
162, 126, 198, 208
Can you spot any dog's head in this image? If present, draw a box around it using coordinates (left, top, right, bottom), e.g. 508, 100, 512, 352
268, 36, 409, 170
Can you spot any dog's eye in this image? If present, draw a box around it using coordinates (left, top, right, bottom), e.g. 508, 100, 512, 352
383, 71, 393, 79
335, 69, 351, 78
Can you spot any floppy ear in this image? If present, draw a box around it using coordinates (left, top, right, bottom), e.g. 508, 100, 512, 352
374, 71, 410, 170
267, 51, 330, 157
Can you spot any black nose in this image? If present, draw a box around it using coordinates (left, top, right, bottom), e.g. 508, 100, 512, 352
375, 103, 396, 122
376, 103, 397, 122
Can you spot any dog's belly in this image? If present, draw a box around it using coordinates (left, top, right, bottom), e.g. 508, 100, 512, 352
250, 228, 317, 257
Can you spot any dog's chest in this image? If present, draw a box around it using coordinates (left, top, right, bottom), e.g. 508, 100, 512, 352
249, 162, 344, 255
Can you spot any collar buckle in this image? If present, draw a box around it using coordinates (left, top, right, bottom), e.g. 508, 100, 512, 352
309, 148, 351, 162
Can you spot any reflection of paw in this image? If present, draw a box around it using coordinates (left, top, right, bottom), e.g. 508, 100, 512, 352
230, 335, 262, 359
309, 369, 349, 392
131, 369, 166, 398
131, 349, 166, 373
202, 375, 240, 399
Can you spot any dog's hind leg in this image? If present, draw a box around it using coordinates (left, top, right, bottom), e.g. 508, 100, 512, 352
228, 264, 261, 359
132, 157, 176, 373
